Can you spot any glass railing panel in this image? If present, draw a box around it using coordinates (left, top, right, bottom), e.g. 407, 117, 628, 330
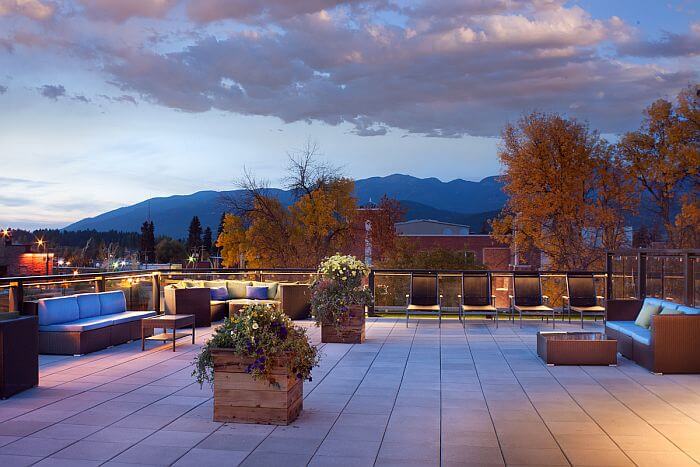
22, 279, 96, 302
662, 255, 685, 303
104, 274, 154, 311
0, 286, 9, 313
646, 255, 663, 299
373, 273, 410, 312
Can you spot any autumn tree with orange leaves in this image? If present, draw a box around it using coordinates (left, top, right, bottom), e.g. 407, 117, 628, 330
491, 112, 636, 270
618, 87, 699, 248
217, 142, 357, 268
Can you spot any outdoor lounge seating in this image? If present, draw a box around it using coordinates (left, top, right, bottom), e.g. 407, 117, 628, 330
164, 280, 310, 322
511, 273, 555, 328
34, 291, 156, 355
564, 273, 606, 328
406, 273, 442, 327
459, 272, 498, 327
605, 297, 700, 373
0, 313, 38, 398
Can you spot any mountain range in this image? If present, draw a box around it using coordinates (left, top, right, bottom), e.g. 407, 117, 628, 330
65, 174, 508, 238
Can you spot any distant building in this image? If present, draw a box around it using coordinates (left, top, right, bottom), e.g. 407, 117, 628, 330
0, 239, 54, 276
395, 219, 471, 236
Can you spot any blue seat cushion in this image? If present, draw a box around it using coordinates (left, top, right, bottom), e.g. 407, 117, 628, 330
625, 325, 651, 345
110, 311, 157, 325
607, 321, 650, 345
39, 316, 116, 332
676, 305, 700, 315
77, 293, 102, 319
99, 291, 127, 315
38, 296, 80, 326
606, 321, 633, 332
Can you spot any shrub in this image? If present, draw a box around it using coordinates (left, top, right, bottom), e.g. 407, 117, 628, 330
311, 254, 372, 327
193, 304, 320, 387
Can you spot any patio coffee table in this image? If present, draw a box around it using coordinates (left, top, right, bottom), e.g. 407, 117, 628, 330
537, 331, 617, 366
142, 314, 195, 352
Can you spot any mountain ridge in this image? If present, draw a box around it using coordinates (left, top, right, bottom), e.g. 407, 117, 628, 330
65, 174, 507, 238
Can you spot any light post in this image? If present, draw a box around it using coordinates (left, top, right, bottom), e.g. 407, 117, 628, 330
36, 238, 49, 275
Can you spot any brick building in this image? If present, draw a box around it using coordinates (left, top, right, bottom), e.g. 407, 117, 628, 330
395, 220, 540, 270
0, 231, 53, 277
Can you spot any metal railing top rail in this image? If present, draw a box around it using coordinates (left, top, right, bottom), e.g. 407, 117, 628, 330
371, 269, 606, 275
0, 267, 610, 286
0, 267, 322, 285
609, 249, 700, 256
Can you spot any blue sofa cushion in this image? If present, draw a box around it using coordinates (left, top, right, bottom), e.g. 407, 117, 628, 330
110, 311, 157, 325
246, 286, 269, 300
39, 315, 116, 332
38, 296, 80, 326
210, 287, 228, 301
625, 325, 651, 345
99, 291, 127, 315
76, 293, 102, 319
676, 305, 700, 315
607, 321, 650, 345
606, 321, 635, 332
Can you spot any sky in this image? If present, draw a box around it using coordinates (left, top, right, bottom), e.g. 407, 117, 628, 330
0, 0, 698, 229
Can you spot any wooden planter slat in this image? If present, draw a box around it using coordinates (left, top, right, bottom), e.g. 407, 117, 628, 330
321, 305, 366, 344
211, 349, 302, 425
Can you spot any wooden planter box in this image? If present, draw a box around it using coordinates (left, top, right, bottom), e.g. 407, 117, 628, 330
321, 305, 366, 344
211, 349, 302, 425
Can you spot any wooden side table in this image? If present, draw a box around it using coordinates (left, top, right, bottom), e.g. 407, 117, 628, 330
537, 331, 617, 366
142, 314, 195, 352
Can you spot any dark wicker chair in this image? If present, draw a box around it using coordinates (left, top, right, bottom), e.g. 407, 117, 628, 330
511, 274, 555, 328
564, 274, 605, 328
406, 273, 442, 327
459, 273, 498, 327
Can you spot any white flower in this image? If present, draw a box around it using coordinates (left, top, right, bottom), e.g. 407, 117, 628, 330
252, 322, 259, 330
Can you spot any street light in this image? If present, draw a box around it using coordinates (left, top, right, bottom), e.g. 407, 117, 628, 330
36, 237, 49, 275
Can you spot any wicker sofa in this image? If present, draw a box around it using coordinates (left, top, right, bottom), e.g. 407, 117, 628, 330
164, 280, 310, 322
605, 297, 700, 373
30, 291, 156, 355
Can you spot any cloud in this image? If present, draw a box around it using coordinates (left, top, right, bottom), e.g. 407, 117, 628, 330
617, 24, 700, 57
0, 84, 6, 94
0, 194, 31, 207
99, 93, 138, 105
104, 4, 697, 137
3, 0, 697, 137
0, 176, 54, 188
186, 0, 365, 23
0, 0, 54, 20
72, 94, 90, 103
39, 84, 66, 100
77, 0, 178, 23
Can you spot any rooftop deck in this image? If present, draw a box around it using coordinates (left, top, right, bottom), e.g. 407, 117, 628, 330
1, 318, 699, 467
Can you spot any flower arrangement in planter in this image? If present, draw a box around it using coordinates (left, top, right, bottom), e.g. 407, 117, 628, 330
311, 254, 373, 344
193, 304, 319, 425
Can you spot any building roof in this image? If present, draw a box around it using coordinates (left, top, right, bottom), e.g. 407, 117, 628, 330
395, 219, 470, 229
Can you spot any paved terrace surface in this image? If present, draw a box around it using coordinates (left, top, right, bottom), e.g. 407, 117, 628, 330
1, 318, 699, 467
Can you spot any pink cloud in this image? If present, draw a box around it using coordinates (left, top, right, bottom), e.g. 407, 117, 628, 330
0, 0, 54, 20
77, 0, 177, 23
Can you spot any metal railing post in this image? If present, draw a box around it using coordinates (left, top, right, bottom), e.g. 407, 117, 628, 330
152, 272, 161, 312
8, 280, 23, 313
368, 270, 376, 316
684, 252, 692, 306
638, 252, 646, 300
605, 252, 613, 300
95, 276, 105, 293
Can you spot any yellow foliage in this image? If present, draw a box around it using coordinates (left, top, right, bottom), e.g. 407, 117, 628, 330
492, 112, 635, 270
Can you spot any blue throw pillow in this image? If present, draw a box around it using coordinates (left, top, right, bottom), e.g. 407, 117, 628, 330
246, 286, 268, 300
210, 287, 228, 301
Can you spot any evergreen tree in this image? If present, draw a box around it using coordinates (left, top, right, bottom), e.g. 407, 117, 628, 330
216, 212, 227, 254
140, 221, 155, 263
186, 216, 203, 253
203, 227, 212, 254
